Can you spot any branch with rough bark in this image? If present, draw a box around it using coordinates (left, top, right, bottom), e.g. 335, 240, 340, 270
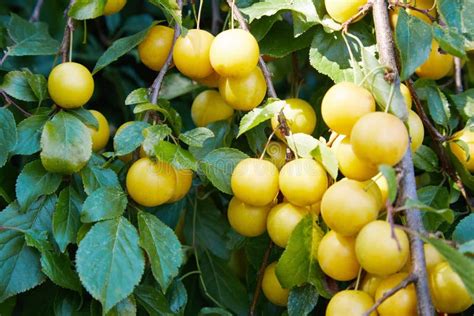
59, 1, 76, 63
371, 1, 433, 315
341, 1, 374, 32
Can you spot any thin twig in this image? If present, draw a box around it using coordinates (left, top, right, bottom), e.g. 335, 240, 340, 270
454, 57, 463, 94
211, 0, 222, 34
388, 0, 437, 23
149, 0, 183, 105
406, 80, 472, 210
0, 51, 9, 67
386, 200, 402, 251
363, 274, 416, 316
341, 1, 374, 33
29, 0, 45, 22
249, 241, 273, 316
60, 1, 76, 63
1, 90, 32, 117
371, 1, 433, 315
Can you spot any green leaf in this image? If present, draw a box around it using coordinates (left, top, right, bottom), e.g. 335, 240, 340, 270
0, 196, 56, 302
23, 69, 48, 103
199, 148, 249, 195
453, 214, 474, 244
286, 133, 318, 158
40, 111, 92, 174
133, 102, 162, 114
179, 127, 214, 147
76, 217, 145, 313
198, 250, 248, 315
394, 9, 432, 80
66, 108, 99, 129
93, 24, 155, 74
80, 158, 120, 195
53, 186, 82, 252
0, 70, 38, 102
309, 25, 375, 83
142, 124, 172, 155
125, 88, 149, 105
198, 307, 233, 316
288, 284, 319, 316
154, 141, 197, 171
276, 215, 331, 298
148, 0, 182, 26
404, 198, 454, 224
166, 279, 187, 314
134, 285, 172, 316
241, 0, 320, 24
156, 100, 183, 135
160, 73, 201, 100
459, 240, 474, 256
25, 232, 82, 292
436, 0, 474, 50
447, 149, 474, 191
259, 21, 316, 58
81, 187, 127, 223
311, 143, 338, 179
12, 113, 48, 155
378, 165, 397, 204
413, 145, 440, 172
106, 296, 137, 316
190, 121, 232, 161
250, 15, 281, 41
0, 108, 17, 167
68, 0, 107, 20
114, 121, 150, 156
426, 86, 451, 128
418, 185, 450, 210
15, 160, 62, 211
450, 89, 474, 122
237, 99, 285, 137
432, 23, 467, 58
137, 212, 183, 291
423, 237, 474, 301
6, 14, 60, 56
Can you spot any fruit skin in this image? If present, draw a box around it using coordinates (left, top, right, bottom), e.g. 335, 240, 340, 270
218, 67, 267, 111
261, 262, 288, 306
196, 71, 220, 88
279, 158, 328, 206
390, 0, 436, 26
138, 25, 174, 71
48, 62, 94, 109
271, 99, 317, 140
324, 0, 368, 23
424, 243, 444, 271
326, 290, 377, 316
172, 29, 214, 79
227, 197, 271, 237
231, 158, 279, 206
266, 141, 287, 170
408, 110, 424, 152
168, 168, 193, 203
267, 202, 308, 248
321, 82, 376, 135
429, 262, 472, 313
416, 41, 454, 80
126, 157, 176, 207
88, 110, 110, 152
355, 221, 410, 276
210, 29, 259, 77
361, 273, 385, 298
336, 136, 378, 181
373, 174, 388, 207
375, 273, 417, 316
400, 83, 412, 110
321, 179, 379, 236
351, 112, 409, 166
449, 129, 474, 172
191, 90, 234, 127
317, 231, 360, 281
103, 0, 127, 15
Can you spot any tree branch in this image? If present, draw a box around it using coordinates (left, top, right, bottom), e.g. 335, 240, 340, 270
149, 0, 183, 105
363, 274, 416, 316
29, 0, 45, 22
211, 0, 222, 35
1, 90, 32, 117
341, 1, 374, 33
249, 241, 273, 316
371, 1, 433, 315
60, 1, 76, 63
454, 57, 463, 94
